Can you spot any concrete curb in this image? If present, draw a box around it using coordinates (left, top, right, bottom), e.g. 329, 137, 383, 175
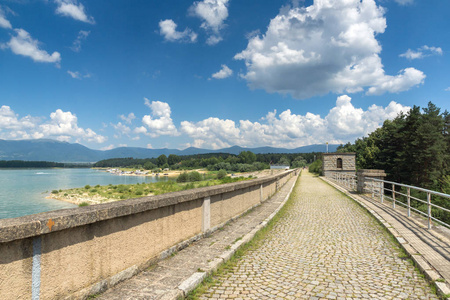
321, 176, 450, 300
174, 173, 300, 299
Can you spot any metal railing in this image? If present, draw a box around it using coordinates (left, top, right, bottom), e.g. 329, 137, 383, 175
366, 178, 450, 230
326, 172, 357, 191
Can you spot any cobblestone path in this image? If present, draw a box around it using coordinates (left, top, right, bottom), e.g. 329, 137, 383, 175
198, 171, 438, 299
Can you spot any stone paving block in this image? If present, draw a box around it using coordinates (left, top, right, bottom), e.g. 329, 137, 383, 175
198, 172, 439, 299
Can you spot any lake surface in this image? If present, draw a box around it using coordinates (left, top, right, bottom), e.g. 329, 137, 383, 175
0, 168, 169, 220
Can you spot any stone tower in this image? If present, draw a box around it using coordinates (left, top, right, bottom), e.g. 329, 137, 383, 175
322, 152, 356, 177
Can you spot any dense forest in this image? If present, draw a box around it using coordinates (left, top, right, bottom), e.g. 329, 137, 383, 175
0, 160, 64, 168
337, 102, 449, 192
0, 160, 93, 168
93, 152, 317, 172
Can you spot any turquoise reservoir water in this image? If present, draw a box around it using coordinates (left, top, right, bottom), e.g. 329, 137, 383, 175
0, 168, 169, 220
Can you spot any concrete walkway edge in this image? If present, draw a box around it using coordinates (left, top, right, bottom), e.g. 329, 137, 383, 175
173, 172, 300, 299
321, 176, 450, 300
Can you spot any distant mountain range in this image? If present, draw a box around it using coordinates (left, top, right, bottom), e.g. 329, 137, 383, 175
0, 139, 340, 163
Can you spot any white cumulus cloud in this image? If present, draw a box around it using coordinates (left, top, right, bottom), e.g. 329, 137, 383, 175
5, 29, 61, 64
55, 0, 94, 24
366, 68, 425, 95
141, 98, 178, 137
180, 95, 410, 149
40, 109, 106, 143
235, 0, 425, 99
0, 7, 12, 29
159, 19, 197, 43
400, 45, 443, 60
111, 122, 131, 137
190, 0, 229, 45
181, 117, 240, 149
0, 106, 38, 134
211, 64, 233, 79
0, 106, 106, 143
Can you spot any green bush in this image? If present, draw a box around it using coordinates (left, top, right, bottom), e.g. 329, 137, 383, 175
135, 190, 143, 196
309, 159, 323, 175
90, 189, 97, 193
177, 172, 189, 183
51, 190, 59, 194
188, 171, 202, 182
217, 169, 227, 179
84, 185, 91, 190
79, 202, 89, 207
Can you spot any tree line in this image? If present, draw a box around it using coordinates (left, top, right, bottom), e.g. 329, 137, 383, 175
93, 151, 317, 172
0, 160, 64, 168
337, 102, 449, 192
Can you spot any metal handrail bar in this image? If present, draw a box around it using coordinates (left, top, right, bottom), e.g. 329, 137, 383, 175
410, 206, 427, 217
394, 201, 408, 208
383, 195, 394, 202
369, 177, 450, 199
395, 191, 408, 198
410, 195, 427, 204
431, 204, 450, 213
431, 216, 450, 229
367, 177, 450, 229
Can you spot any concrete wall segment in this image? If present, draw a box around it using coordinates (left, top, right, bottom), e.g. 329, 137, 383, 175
0, 169, 295, 299
0, 170, 294, 244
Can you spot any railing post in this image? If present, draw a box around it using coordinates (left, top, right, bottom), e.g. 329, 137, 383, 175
407, 187, 411, 217
371, 179, 375, 198
392, 183, 396, 209
379, 183, 383, 203
427, 192, 432, 230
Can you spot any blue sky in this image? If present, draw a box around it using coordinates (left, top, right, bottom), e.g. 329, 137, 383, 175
0, 0, 449, 150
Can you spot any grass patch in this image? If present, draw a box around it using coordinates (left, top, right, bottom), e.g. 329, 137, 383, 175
233, 237, 242, 244
51, 176, 251, 205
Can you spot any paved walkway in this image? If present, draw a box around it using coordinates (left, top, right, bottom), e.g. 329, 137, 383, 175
96, 172, 298, 300
323, 176, 450, 297
198, 172, 438, 299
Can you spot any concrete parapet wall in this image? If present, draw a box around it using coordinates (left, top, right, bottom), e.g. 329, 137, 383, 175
0, 169, 296, 299
356, 169, 386, 194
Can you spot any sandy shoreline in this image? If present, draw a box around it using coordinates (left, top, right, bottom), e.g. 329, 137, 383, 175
48, 169, 283, 205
